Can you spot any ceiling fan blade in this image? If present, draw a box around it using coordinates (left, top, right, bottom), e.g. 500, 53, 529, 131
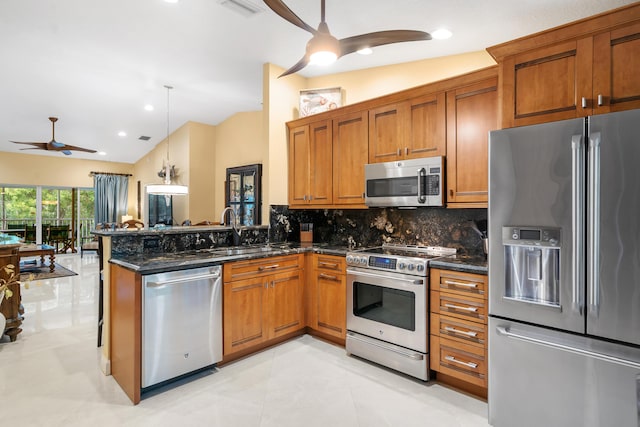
50, 140, 65, 148
263, 0, 317, 35
339, 30, 432, 57
54, 144, 97, 153
62, 150, 72, 155
279, 55, 311, 78
11, 141, 48, 149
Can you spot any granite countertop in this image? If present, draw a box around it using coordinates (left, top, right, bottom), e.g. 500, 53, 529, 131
109, 242, 487, 275
110, 243, 350, 275
429, 254, 488, 274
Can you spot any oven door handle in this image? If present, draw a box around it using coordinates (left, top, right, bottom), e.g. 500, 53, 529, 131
347, 332, 424, 360
347, 269, 424, 285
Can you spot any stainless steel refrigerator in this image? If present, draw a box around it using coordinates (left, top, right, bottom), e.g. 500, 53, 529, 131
488, 109, 640, 427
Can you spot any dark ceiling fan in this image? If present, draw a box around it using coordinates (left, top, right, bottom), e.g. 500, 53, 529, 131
263, 0, 432, 77
11, 117, 97, 155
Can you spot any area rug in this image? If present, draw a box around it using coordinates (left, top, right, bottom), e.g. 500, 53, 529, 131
19, 262, 78, 282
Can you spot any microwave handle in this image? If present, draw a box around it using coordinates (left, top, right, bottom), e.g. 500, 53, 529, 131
417, 167, 426, 204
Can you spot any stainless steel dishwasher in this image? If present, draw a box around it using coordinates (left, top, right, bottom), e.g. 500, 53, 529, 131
142, 265, 222, 389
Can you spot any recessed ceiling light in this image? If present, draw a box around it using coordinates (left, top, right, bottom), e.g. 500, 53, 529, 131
144, 104, 154, 111
432, 28, 452, 40
118, 131, 127, 137
98, 151, 107, 156
357, 47, 373, 55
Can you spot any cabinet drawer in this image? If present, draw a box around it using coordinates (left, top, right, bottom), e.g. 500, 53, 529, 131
431, 269, 487, 299
431, 335, 487, 387
431, 290, 486, 323
430, 313, 486, 347
224, 254, 303, 281
315, 254, 345, 273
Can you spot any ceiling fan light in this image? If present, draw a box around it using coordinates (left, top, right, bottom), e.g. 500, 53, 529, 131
310, 50, 337, 66
307, 33, 340, 66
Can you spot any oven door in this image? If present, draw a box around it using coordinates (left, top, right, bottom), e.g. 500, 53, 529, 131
346, 267, 427, 352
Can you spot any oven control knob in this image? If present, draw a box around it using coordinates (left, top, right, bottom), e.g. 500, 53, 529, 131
407, 263, 415, 271
346, 255, 354, 264
359, 257, 368, 266
416, 264, 425, 272
398, 262, 406, 270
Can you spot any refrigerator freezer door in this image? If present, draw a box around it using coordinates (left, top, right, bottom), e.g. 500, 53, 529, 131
489, 118, 585, 333
489, 318, 640, 427
587, 109, 640, 346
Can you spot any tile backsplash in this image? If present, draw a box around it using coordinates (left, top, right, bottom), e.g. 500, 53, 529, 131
269, 205, 487, 256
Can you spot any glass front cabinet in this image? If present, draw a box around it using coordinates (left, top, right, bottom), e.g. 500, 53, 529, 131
225, 164, 262, 226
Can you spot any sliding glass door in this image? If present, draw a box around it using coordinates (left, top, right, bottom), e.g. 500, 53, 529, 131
0, 185, 94, 249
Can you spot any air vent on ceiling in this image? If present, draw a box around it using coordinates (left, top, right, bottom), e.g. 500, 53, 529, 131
218, 0, 263, 17
138, 136, 151, 141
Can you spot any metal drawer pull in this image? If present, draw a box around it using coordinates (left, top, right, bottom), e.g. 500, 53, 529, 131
444, 303, 478, 312
444, 326, 478, 337
318, 262, 338, 268
258, 264, 280, 271
319, 273, 338, 281
445, 355, 478, 369
444, 280, 478, 289
146, 273, 220, 288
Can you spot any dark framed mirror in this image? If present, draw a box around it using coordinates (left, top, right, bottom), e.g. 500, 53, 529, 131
225, 164, 262, 226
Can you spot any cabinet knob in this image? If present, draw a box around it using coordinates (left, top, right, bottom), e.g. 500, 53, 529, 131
597, 94, 604, 107
405, 147, 409, 155
449, 189, 454, 197
397, 148, 401, 156
581, 97, 588, 109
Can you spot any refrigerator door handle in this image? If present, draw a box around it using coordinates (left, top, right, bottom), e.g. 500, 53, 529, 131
571, 135, 585, 315
588, 133, 601, 316
495, 326, 640, 370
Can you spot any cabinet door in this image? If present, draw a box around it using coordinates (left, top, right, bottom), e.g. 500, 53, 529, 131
368, 102, 409, 163
593, 22, 640, 114
316, 269, 346, 339
408, 92, 446, 158
269, 269, 304, 339
501, 40, 592, 127
223, 276, 268, 356
309, 119, 333, 205
288, 125, 310, 206
333, 111, 368, 205
446, 78, 498, 207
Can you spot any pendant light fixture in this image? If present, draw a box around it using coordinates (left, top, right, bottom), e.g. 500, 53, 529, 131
147, 84, 189, 196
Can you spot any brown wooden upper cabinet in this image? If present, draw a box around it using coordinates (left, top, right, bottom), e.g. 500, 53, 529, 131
333, 111, 368, 206
368, 93, 446, 163
488, 4, 640, 128
288, 120, 333, 206
446, 77, 498, 207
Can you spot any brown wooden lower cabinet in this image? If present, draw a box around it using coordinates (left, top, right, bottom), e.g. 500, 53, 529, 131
306, 254, 346, 342
223, 254, 305, 359
430, 268, 488, 398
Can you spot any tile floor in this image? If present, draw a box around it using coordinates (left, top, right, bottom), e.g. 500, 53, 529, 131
0, 253, 490, 426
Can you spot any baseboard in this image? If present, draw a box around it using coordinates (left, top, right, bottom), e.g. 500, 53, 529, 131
100, 353, 111, 376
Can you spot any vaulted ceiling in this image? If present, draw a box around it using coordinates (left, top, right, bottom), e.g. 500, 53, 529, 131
0, 0, 635, 163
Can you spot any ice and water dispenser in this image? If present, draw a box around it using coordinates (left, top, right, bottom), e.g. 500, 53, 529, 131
502, 227, 561, 308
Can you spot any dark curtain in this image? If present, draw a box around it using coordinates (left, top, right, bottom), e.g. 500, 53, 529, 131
94, 174, 129, 224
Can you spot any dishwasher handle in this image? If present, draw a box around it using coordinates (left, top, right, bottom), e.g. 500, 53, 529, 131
146, 272, 220, 288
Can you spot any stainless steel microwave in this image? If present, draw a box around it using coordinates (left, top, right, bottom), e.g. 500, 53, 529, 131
364, 156, 444, 207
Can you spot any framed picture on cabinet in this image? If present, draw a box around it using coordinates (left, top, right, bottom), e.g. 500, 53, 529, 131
299, 87, 342, 117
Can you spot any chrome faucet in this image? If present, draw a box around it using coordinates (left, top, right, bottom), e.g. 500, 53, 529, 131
220, 207, 242, 245
220, 207, 237, 228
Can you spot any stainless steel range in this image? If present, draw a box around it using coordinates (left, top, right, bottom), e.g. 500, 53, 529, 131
345, 244, 456, 380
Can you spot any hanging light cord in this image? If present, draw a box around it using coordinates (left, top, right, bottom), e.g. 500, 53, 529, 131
164, 84, 173, 184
